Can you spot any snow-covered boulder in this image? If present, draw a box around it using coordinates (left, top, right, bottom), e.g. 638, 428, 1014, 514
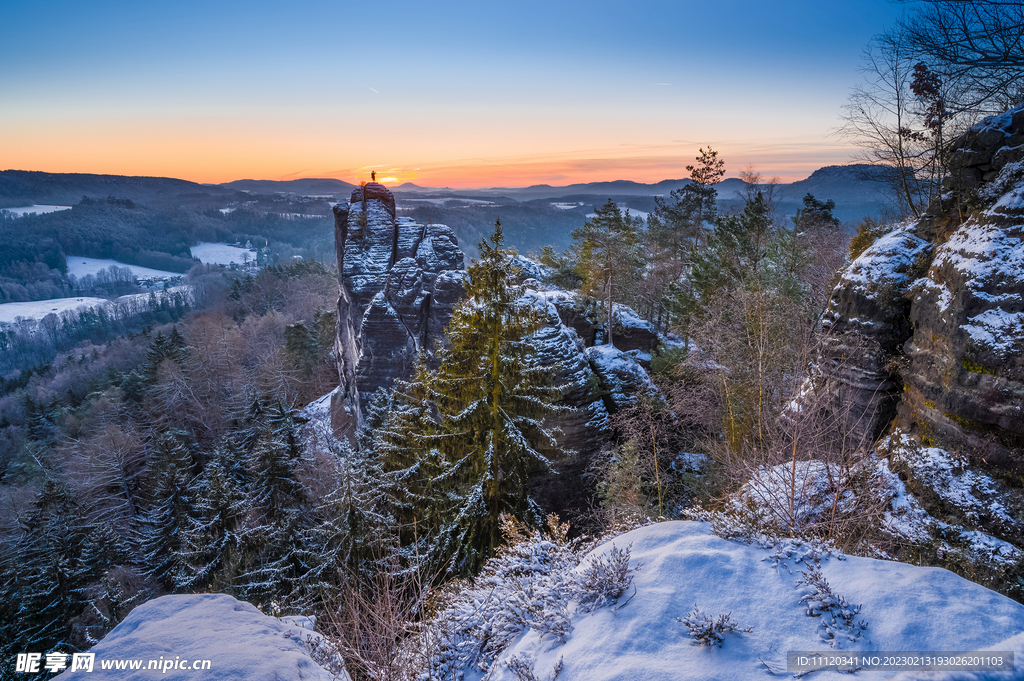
58, 594, 346, 681
486, 521, 1024, 681
585, 344, 658, 411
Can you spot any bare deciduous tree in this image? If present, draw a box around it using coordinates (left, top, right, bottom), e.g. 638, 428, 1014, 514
898, 0, 1024, 109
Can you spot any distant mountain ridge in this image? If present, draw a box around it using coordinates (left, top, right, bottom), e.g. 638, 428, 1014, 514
220, 178, 357, 195
0, 170, 242, 208
2, 165, 898, 223
390, 165, 897, 221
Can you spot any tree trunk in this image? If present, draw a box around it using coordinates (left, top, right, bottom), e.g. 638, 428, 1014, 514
606, 274, 614, 348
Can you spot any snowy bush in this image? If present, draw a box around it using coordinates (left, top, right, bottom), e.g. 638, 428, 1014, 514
763, 538, 840, 573
505, 654, 563, 681
796, 565, 867, 647
418, 515, 581, 678
574, 544, 636, 613
685, 506, 842, 565
677, 605, 752, 647
416, 515, 638, 679
294, 630, 348, 680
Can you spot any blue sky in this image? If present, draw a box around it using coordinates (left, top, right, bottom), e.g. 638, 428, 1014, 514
0, 0, 906, 186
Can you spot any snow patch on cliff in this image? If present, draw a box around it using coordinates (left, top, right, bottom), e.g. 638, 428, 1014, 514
841, 223, 929, 299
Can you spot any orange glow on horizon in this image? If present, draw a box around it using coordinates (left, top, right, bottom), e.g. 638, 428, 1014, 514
0, 156, 844, 189
0, 122, 855, 189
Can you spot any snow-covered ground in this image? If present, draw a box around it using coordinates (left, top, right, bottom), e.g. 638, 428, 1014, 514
60, 520, 1024, 681
2, 204, 71, 216
55, 593, 347, 681
0, 297, 111, 325
0, 287, 193, 329
190, 242, 256, 265
66, 257, 183, 280
486, 522, 1024, 681
586, 206, 650, 220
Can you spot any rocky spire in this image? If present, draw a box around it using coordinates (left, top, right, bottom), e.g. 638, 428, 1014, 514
330, 182, 465, 441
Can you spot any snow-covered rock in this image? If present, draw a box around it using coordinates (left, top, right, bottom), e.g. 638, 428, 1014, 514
585, 344, 658, 411
878, 431, 1024, 580
57, 593, 346, 681
801, 106, 1024, 597
485, 522, 1024, 681
809, 105, 1024, 457
708, 440, 1023, 577
331, 183, 465, 435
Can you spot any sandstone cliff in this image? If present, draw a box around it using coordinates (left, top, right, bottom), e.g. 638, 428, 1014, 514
810, 106, 1024, 594
330, 182, 464, 435
818, 106, 1023, 466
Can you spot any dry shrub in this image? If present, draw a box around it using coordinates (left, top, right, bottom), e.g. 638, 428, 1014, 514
318, 549, 428, 681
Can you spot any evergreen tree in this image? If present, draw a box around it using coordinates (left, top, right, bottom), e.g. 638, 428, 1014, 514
138, 431, 194, 589
143, 328, 187, 382
691, 191, 777, 307
285, 321, 318, 377
653, 146, 725, 253
648, 147, 726, 335
242, 400, 305, 518
382, 221, 566, 575
292, 446, 394, 608
174, 454, 243, 592
3, 481, 90, 657
570, 201, 641, 347
375, 366, 446, 546
232, 400, 308, 602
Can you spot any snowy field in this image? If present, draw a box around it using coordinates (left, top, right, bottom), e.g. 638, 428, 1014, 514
190, 242, 255, 265
1, 205, 71, 217
66, 257, 182, 280
0, 287, 192, 328
586, 205, 649, 220
0, 297, 111, 325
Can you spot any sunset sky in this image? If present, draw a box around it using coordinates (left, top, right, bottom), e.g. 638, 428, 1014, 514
1, 0, 905, 188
